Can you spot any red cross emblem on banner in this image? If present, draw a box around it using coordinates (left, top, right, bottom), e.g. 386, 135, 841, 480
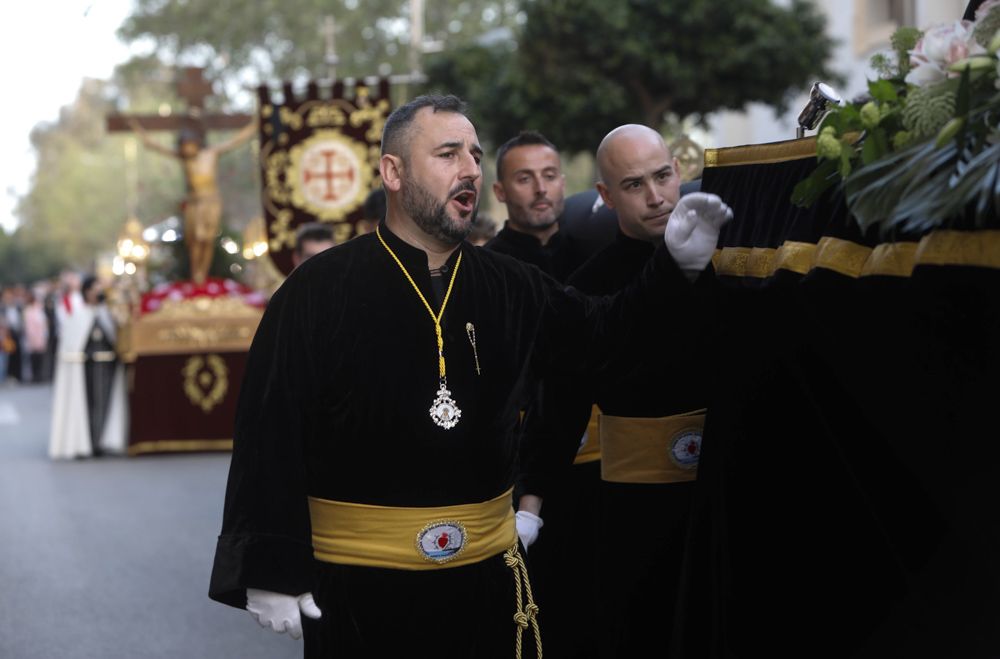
303, 150, 355, 202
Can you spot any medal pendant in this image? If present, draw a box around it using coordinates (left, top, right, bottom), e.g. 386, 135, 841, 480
429, 383, 462, 430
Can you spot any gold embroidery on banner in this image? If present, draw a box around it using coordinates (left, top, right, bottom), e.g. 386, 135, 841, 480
182, 354, 229, 413
350, 99, 391, 143
814, 237, 873, 278
264, 151, 293, 205
270, 209, 296, 251
278, 106, 304, 131
306, 105, 347, 128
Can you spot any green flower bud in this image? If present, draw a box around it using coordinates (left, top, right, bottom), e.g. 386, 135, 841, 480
860, 102, 881, 129
816, 133, 843, 160
820, 125, 837, 138
947, 56, 995, 72
934, 117, 965, 148
990, 30, 1000, 54
891, 130, 912, 150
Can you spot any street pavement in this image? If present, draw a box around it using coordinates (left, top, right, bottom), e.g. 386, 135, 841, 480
0, 382, 301, 659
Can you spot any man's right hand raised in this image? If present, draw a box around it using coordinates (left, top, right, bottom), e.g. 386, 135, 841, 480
664, 192, 733, 276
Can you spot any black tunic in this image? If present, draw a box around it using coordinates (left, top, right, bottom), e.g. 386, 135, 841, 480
209, 221, 691, 656
484, 205, 614, 659
521, 231, 715, 658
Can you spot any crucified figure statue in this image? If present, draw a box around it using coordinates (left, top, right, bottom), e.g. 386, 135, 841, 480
129, 118, 256, 284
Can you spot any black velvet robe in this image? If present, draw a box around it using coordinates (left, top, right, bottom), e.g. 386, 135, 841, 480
520, 231, 714, 658
208, 221, 691, 656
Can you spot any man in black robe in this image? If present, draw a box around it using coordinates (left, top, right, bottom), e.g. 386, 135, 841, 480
485, 131, 617, 281
208, 95, 732, 658
519, 124, 714, 658
484, 130, 610, 659
81, 277, 119, 456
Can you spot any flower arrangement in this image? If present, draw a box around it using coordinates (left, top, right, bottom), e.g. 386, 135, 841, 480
792, 1, 1000, 234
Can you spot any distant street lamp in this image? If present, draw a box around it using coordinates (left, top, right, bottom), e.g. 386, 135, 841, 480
115, 216, 150, 276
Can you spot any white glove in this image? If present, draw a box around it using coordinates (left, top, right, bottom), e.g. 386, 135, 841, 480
664, 192, 733, 275
515, 510, 544, 550
246, 589, 322, 640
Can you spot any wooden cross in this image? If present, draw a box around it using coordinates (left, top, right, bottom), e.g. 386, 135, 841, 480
106, 66, 252, 141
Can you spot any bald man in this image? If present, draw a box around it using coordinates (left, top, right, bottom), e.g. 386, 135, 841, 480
518, 125, 723, 658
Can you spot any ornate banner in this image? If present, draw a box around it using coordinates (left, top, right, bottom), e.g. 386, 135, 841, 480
257, 79, 391, 275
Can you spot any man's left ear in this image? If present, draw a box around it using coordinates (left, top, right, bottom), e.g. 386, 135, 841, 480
380, 154, 403, 192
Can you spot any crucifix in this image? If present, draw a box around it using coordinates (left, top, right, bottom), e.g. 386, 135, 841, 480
107, 67, 256, 284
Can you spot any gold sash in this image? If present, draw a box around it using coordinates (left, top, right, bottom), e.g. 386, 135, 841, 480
600, 409, 706, 484
308, 488, 517, 570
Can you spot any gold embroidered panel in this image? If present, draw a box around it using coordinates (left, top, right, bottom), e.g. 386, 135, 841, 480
257, 79, 392, 275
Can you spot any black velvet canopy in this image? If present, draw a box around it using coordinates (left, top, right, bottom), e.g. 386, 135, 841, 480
673, 137, 1000, 657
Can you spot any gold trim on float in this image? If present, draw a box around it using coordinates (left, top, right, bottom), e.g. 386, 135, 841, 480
916, 230, 1000, 270
123, 297, 263, 359
774, 241, 817, 275
814, 237, 873, 278
704, 137, 817, 168
127, 439, 233, 456
712, 231, 997, 280
715, 242, 817, 278
860, 242, 918, 277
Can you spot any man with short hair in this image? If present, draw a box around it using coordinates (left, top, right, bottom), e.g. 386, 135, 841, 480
291, 223, 336, 268
209, 97, 731, 657
487, 131, 609, 281
520, 124, 713, 657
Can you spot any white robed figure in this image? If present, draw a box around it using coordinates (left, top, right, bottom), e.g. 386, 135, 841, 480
49, 277, 127, 459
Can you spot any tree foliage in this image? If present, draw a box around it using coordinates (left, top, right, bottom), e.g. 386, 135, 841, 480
119, 0, 526, 85
427, 0, 839, 152
4, 56, 259, 284
7, 0, 838, 283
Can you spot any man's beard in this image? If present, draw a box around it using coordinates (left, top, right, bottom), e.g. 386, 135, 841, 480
401, 176, 477, 245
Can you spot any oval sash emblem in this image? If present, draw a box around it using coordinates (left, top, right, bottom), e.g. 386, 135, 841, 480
669, 430, 702, 469
416, 521, 467, 564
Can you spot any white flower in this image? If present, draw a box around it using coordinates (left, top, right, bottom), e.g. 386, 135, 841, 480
906, 21, 985, 86
906, 60, 947, 85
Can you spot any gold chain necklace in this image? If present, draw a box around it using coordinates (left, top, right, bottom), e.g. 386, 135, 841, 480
376, 226, 464, 429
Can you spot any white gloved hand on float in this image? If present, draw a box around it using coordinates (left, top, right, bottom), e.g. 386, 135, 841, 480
515, 510, 544, 550
246, 589, 322, 640
664, 192, 734, 276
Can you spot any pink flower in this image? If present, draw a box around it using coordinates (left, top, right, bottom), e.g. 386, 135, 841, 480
906, 21, 985, 86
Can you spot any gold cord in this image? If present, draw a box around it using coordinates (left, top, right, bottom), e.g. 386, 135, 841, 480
376, 227, 462, 379
504, 544, 542, 659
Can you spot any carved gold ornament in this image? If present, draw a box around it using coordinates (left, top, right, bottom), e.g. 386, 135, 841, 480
182, 354, 229, 413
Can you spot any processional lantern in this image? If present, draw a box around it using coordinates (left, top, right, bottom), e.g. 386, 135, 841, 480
796, 82, 842, 138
